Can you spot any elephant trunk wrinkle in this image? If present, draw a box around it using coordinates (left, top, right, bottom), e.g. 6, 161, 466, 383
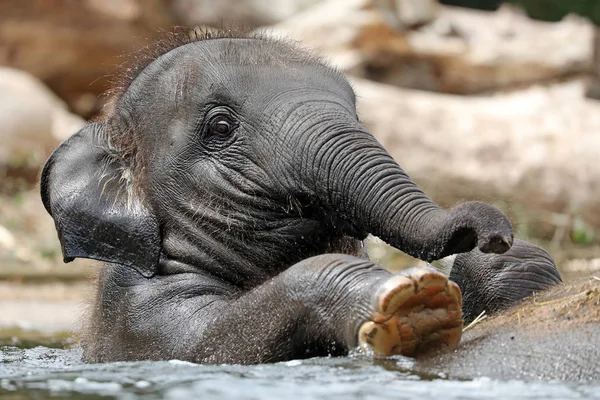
315, 128, 456, 261
312, 122, 512, 262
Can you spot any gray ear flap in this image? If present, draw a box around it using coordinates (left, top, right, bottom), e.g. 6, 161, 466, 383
41, 122, 160, 277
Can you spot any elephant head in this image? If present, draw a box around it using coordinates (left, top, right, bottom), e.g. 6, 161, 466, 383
41, 31, 513, 286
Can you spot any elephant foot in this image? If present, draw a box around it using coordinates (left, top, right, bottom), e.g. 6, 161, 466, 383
358, 268, 463, 357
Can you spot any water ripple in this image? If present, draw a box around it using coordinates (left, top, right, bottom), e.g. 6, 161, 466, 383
1, 346, 598, 400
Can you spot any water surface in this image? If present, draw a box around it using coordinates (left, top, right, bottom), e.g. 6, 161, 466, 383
1, 339, 599, 400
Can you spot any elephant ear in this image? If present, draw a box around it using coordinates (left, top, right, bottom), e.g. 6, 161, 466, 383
40, 122, 160, 277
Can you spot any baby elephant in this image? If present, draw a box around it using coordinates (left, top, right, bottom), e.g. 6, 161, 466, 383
41, 31, 561, 363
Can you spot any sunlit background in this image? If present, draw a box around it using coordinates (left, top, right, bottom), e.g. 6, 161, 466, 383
1, 0, 599, 342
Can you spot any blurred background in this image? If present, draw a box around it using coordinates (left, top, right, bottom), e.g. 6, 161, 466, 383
1, 0, 600, 335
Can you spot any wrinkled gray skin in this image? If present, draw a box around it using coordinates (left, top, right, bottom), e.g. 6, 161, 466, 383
447, 239, 560, 322
41, 34, 560, 364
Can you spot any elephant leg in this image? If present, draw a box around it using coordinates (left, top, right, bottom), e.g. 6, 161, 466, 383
83, 254, 463, 364
447, 238, 562, 322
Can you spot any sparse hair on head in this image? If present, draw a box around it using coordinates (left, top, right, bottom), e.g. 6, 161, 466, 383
104, 26, 253, 111
103, 26, 329, 114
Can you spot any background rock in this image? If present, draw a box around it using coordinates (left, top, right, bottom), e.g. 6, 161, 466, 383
0, 0, 175, 118
269, 0, 594, 93
0, 68, 84, 191
170, 0, 322, 28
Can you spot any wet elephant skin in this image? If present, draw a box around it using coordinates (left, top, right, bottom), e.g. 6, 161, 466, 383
40, 31, 560, 363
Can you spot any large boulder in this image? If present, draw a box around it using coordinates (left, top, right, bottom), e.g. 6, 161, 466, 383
269, 0, 594, 94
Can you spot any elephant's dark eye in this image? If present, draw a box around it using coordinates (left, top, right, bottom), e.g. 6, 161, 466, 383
212, 120, 232, 136
201, 107, 238, 148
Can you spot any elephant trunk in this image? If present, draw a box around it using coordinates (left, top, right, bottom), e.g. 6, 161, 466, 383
310, 123, 513, 262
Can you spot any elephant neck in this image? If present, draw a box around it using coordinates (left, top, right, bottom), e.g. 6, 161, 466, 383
158, 212, 355, 289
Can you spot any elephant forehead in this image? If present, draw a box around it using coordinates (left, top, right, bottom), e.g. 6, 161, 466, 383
123, 37, 355, 109
210, 65, 357, 115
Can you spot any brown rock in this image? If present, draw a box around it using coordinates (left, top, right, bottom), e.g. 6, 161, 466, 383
0, 0, 176, 117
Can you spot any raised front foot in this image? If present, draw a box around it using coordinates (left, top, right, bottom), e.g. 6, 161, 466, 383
358, 268, 463, 357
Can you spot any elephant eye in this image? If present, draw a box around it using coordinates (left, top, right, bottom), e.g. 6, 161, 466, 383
201, 106, 238, 148
211, 119, 232, 136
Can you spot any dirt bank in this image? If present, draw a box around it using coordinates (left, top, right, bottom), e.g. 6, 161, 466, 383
420, 274, 600, 381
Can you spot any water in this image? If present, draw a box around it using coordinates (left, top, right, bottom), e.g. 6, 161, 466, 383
1, 339, 599, 400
